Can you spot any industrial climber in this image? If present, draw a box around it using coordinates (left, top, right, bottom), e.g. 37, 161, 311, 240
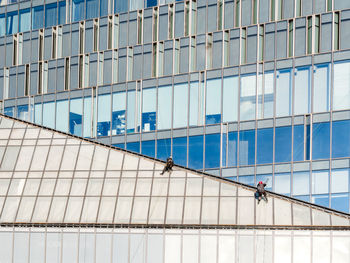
160, 156, 174, 175
255, 181, 268, 204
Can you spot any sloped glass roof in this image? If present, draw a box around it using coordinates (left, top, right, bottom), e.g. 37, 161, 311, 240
0, 114, 349, 227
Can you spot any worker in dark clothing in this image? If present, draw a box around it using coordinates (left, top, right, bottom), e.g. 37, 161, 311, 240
160, 156, 174, 175
255, 181, 268, 204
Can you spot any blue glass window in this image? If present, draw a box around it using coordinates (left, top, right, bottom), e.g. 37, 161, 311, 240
113, 143, 125, 149
173, 83, 188, 128
127, 90, 136, 133
206, 78, 221, 124
142, 88, 156, 132
72, 0, 85, 22
115, 0, 128, 13
45, 3, 58, 28
332, 120, 350, 158
43, 102, 55, 129
100, 0, 108, 16
274, 173, 290, 196
157, 138, 171, 161
205, 133, 220, 169
223, 76, 239, 122
17, 105, 29, 121
127, 142, 140, 153
7, 11, 18, 34
173, 137, 187, 167
240, 74, 256, 121
293, 125, 304, 161
58, 1, 66, 24
263, 71, 274, 118
141, 140, 155, 158
257, 128, 273, 164
130, 0, 143, 11
228, 132, 238, 167
112, 92, 126, 135
189, 135, 203, 170
4, 107, 14, 117
239, 175, 254, 186
312, 170, 329, 194
222, 133, 227, 166
294, 66, 311, 115
97, 94, 111, 137
56, 100, 69, 133
157, 85, 172, 130
32, 6, 44, 30
86, 0, 99, 19
312, 194, 329, 207
294, 195, 310, 202
19, 9, 31, 32
34, 103, 42, 125
331, 193, 349, 213
189, 81, 204, 126
239, 129, 255, 166
312, 122, 330, 160
83, 97, 92, 138
0, 14, 5, 36
275, 126, 292, 163
70, 98, 83, 137
313, 63, 330, 112
331, 169, 349, 194
333, 61, 350, 110
146, 0, 157, 8
276, 69, 292, 117
292, 171, 309, 196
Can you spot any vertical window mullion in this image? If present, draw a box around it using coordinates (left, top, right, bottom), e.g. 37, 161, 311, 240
334, 12, 340, 51
288, 20, 294, 57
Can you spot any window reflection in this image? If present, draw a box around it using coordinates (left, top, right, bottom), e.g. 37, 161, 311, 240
332, 120, 350, 158
275, 126, 292, 163
314, 63, 330, 113
294, 66, 311, 115
112, 92, 126, 135
174, 83, 188, 128
312, 122, 330, 160
142, 88, 156, 132
157, 138, 171, 161
240, 74, 256, 121
157, 85, 172, 130
239, 129, 255, 166
257, 128, 273, 164
32, 6, 44, 30
223, 76, 239, 122
97, 94, 111, 137
19, 9, 30, 32
276, 69, 291, 117
7, 11, 18, 34
205, 133, 220, 168
206, 78, 221, 124
333, 61, 350, 111
189, 135, 203, 169
45, 3, 58, 28
70, 98, 83, 137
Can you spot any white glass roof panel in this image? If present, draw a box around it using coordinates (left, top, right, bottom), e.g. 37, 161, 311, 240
0, 114, 348, 228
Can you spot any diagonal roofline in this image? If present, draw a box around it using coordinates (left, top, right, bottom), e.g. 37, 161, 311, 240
1, 113, 350, 220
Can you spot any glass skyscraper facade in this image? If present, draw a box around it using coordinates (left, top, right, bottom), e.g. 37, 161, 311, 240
1, 0, 350, 215
0, 113, 349, 262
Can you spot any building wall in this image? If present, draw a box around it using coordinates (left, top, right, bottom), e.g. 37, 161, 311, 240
0, 227, 349, 262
